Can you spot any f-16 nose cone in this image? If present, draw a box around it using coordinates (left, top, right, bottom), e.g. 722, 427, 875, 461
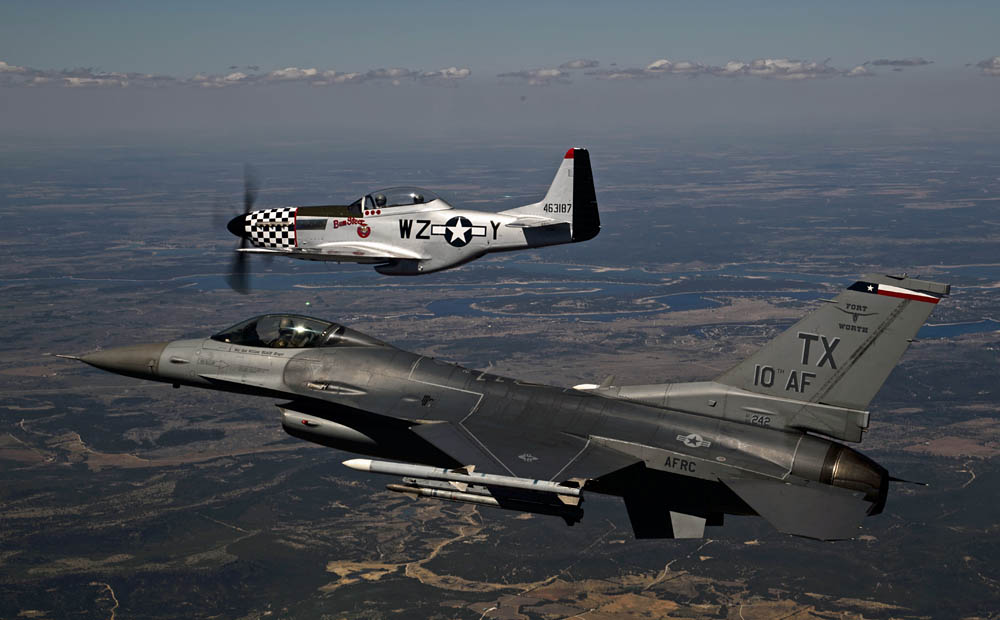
227, 213, 248, 238
80, 343, 168, 380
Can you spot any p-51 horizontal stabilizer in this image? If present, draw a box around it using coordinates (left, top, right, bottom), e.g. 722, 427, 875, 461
504, 215, 560, 229
723, 479, 871, 540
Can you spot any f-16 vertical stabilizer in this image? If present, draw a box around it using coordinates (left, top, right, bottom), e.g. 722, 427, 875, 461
500, 147, 600, 242
716, 274, 950, 412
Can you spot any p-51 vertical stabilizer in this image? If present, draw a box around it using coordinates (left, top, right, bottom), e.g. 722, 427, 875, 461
499, 147, 600, 242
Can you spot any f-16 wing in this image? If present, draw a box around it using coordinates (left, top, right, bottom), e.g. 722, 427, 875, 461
411, 420, 640, 482
361, 421, 641, 525
357, 415, 874, 539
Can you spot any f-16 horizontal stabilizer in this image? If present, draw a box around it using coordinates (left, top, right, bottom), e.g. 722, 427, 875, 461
723, 479, 871, 540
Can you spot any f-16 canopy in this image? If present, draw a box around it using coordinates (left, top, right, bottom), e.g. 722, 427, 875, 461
211, 314, 387, 349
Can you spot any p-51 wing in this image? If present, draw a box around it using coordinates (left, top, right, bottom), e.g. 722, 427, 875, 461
238, 243, 426, 263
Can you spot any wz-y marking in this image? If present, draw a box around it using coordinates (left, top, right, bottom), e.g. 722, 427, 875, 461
399, 218, 501, 245
399, 219, 432, 240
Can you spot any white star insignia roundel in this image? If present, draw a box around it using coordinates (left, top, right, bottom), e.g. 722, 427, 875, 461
432, 216, 487, 248
677, 433, 711, 448
447, 219, 471, 242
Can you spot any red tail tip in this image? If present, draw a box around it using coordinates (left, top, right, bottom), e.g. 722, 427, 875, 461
564, 148, 575, 159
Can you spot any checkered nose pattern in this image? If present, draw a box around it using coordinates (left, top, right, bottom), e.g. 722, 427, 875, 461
246, 207, 297, 249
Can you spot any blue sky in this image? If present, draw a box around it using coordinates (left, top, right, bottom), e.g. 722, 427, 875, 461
2, 1, 999, 139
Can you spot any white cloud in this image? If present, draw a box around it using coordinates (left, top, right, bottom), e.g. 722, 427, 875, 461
586, 67, 650, 80
0, 53, 957, 90
845, 65, 875, 78
419, 67, 472, 84
191, 71, 252, 88
0, 60, 27, 73
745, 58, 840, 80
367, 68, 416, 80
256, 66, 457, 86
265, 67, 319, 81
497, 68, 570, 86
645, 59, 672, 72
867, 57, 932, 67
584, 59, 681, 80
65, 76, 129, 88
718, 61, 749, 76
644, 59, 708, 74
976, 56, 1000, 76
588, 56, 864, 81
0, 59, 472, 89
559, 59, 599, 70
0, 59, 184, 88
671, 61, 706, 74
331, 72, 364, 84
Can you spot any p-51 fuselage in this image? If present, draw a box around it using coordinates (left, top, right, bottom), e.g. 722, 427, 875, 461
226, 148, 599, 276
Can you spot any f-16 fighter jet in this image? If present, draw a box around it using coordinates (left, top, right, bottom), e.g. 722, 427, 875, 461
223, 148, 599, 291
70, 274, 949, 540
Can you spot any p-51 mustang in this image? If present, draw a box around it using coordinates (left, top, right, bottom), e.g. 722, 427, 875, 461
70, 273, 948, 540
224, 148, 599, 291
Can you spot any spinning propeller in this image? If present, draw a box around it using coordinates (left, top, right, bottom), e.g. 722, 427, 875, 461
223, 165, 257, 294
